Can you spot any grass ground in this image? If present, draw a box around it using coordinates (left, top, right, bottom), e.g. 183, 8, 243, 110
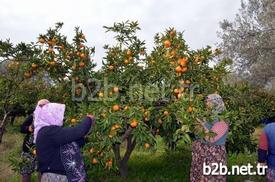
0, 122, 266, 182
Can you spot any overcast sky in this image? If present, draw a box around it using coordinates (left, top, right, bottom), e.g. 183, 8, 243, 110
0, 0, 240, 67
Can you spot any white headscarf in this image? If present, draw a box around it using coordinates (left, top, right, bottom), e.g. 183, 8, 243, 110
33, 103, 65, 143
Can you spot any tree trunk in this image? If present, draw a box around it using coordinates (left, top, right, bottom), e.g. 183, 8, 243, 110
0, 128, 4, 144
119, 136, 136, 178
113, 143, 130, 178
168, 141, 177, 150
0, 113, 9, 143
10, 115, 16, 126
112, 134, 136, 178
119, 160, 128, 178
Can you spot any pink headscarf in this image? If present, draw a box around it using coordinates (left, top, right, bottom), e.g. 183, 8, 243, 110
33, 103, 66, 143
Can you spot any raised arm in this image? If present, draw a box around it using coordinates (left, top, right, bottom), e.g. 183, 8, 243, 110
75, 137, 86, 148
52, 116, 95, 146
205, 121, 229, 143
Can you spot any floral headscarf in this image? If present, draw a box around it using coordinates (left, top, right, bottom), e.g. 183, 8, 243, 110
205, 94, 226, 115
33, 103, 65, 143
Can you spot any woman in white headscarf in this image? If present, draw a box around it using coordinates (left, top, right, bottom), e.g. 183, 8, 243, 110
34, 99, 95, 182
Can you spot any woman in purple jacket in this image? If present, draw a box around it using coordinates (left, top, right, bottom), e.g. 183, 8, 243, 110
34, 100, 95, 182
258, 115, 275, 182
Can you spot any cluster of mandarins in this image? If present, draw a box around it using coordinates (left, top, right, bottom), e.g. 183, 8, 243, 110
35, 27, 95, 100
111, 104, 138, 128
162, 31, 189, 75
88, 147, 113, 169
107, 49, 145, 72
22, 36, 61, 78
98, 87, 119, 98
22, 27, 94, 87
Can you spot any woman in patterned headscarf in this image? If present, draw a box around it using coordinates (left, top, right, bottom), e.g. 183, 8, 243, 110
190, 94, 229, 182
34, 99, 95, 182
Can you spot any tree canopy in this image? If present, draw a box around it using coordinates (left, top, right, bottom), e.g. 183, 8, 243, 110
218, 0, 275, 89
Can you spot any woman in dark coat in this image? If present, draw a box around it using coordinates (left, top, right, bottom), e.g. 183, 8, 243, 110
20, 113, 37, 182
33, 99, 95, 182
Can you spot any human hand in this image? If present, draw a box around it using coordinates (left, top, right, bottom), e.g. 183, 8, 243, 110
87, 114, 95, 126
37, 99, 50, 107
87, 114, 95, 120
196, 118, 205, 126
196, 118, 209, 133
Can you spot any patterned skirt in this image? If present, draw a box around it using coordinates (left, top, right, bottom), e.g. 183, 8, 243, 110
267, 168, 275, 182
41, 173, 68, 182
190, 140, 227, 182
19, 152, 36, 176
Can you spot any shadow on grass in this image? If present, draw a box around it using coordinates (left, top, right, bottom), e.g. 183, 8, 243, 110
89, 145, 192, 182
127, 149, 192, 182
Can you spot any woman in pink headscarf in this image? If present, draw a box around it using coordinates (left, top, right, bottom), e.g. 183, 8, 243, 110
33, 99, 95, 182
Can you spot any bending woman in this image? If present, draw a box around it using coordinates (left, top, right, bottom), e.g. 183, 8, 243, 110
190, 93, 229, 182
34, 100, 95, 182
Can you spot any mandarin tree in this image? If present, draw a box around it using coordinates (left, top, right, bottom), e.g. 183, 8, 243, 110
81, 21, 155, 177
80, 21, 229, 178
0, 23, 96, 142
0, 40, 46, 142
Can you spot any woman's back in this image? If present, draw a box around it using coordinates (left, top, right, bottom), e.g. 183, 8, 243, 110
36, 126, 66, 175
